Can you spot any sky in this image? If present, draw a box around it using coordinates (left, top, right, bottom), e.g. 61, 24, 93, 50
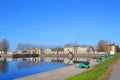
0, 0, 120, 50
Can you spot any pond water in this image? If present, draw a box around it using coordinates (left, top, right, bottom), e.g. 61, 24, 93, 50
0, 57, 70, 80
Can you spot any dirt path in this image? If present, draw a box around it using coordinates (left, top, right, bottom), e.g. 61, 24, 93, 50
110, 60, 120, 80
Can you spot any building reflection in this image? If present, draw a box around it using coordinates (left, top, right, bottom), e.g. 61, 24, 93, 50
0, 56, 91, 77
0, 57, 90, 70
15, 57, 73, 70
16, 57, 43, 70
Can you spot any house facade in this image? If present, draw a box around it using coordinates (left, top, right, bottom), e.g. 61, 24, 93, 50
105, 44, 116, 53
16, 48, 42, 54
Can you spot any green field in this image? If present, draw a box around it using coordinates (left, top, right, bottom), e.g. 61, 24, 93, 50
65, 54, 120, 80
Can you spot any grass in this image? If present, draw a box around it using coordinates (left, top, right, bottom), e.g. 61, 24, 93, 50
65, 54, 120, 80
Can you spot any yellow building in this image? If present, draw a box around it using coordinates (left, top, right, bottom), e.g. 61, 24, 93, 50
35, 48, 42, 54
105, 45, 116, 53
26, 48, 42, 54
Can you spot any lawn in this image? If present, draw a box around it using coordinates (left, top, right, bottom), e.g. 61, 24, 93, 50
65, 54, 120, 80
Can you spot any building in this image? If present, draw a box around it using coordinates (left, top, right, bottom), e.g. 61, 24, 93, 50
64, 47, 74, 54
7, 51, 14, 54
44, 48, 52, 54
64, 46, 93, 54
35, 48, 42, 54
0, 51, 14, 54
77, 46, 91, 54
105, 44, 116, 53
16, 48, 42, 54
0, 51, 4, 54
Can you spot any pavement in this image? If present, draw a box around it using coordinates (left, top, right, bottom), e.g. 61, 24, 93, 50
16, 59, 98, 80
110, 60, 120, 80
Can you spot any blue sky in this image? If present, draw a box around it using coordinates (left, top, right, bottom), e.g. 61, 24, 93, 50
0, 0, 120, 50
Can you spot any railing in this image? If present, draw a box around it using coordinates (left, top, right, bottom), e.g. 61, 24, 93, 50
0, 53, 107, 58
40, 53, 107, 58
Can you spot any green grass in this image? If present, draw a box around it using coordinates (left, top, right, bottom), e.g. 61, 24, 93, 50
65, 54, 120, 80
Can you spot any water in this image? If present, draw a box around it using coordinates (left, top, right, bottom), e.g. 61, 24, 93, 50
0, 57, 69, 80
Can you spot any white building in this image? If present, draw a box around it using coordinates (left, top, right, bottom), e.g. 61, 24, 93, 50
77, 47, 89, 54
7, 51, 14, 54
44, 48, 52, 54
0, 51, 14, 54
64, 47, 74, 54
0, 51, 4, 54
64, 46, 93, 54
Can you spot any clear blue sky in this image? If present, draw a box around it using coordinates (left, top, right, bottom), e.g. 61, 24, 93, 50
0, 0, 120, 50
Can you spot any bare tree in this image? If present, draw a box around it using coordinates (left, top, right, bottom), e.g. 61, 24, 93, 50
0, 42, 2, 53
55, 46, 64, 52
24, 43, 32, 50
17, 43, 25, 50
87, 47, 91, 53
64, 42, 79, 47
1, 39, 9, 54
97, 40, 107, 52
17, 43, 33, 50
17, 43, 43, 50
116, 45, 120, 53
64, 43, 73, 47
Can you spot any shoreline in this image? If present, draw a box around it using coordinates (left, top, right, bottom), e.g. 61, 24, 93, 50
16, 59, 98, 80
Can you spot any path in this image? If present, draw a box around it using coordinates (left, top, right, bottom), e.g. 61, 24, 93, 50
110, 60, 120, 80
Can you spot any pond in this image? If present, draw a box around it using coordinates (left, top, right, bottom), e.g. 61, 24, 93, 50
0, 57, 70, 80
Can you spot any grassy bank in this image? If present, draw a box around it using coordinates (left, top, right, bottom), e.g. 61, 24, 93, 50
65, 54, 120, 80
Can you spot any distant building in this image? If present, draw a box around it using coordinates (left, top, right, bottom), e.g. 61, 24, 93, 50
77, 46, 92, 54
44, 48, 64, 54
15, 50, 23, 54
64, 46, 93, 54
0, 51, 14, 54
35, 48, 42, 54
16, 48, 43, 54
7, 51, 14, 54
44, 48, 52, 54
64, 47, 74, 54
0, 51, 4, 54
105, 44, 116, 53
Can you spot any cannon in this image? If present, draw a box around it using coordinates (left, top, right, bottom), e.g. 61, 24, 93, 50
96, 57, 102, 62
78, 61, 90, 69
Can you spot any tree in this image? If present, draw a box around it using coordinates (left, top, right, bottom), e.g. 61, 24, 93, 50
55, 46, 64, 52
97, 40, 107, 52
64, 42, 79, 47
87, 47, 91, 53
116, 45, 120, 53
1, 39, 9, 54
24, 43, 32, 50
64, 43, 73, 47
17, 43, 25, 50
0, 42, 2, 53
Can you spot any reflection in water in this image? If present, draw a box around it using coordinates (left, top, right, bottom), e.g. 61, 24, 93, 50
0, 57, 69, 80
17, 57, 42, 69
0, 57, 90, 73
16, 57, 70, 70
0, 58, 8, 73
0, 56, 91, 80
